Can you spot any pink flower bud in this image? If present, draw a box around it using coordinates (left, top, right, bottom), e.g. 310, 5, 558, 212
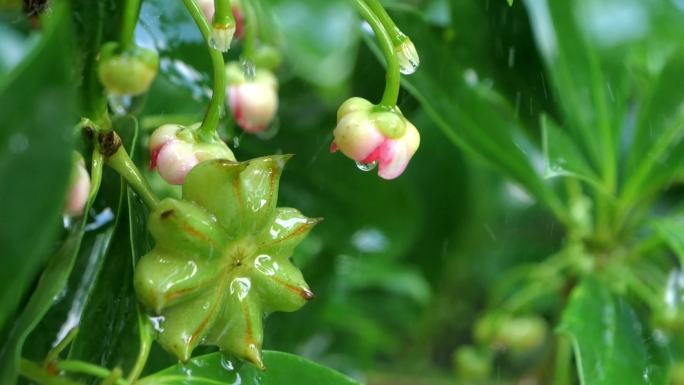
64, 156, 91, 217
197, 0, 244, 40
149, 123, 236, 185
331, 97, 420, 180
226, 62, 278, 134
156, 141, 199, 185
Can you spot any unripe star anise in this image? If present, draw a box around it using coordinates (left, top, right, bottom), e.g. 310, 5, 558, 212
134, 155, 319, 368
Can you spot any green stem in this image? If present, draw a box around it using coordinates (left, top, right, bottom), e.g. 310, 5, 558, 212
19, 359, 80, 385
126, 316, 154, 383
241, 0, 258, 61
89, 149, 105, 202
44, 327, 79, 367
55, 360, 128, 385
353, 0, 400, 107
103, 138, 159, 209
213, 0, 234, 25
119, 0, 142, 49
362, 0, 406, 47
553, 336, 573, 385
182, 0, 226, 139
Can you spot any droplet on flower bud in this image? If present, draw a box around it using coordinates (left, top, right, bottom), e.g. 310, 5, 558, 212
226, 62, 279, 134
395, 37, 419, 75
331, 97, 420, 179
209, 22, 236, 52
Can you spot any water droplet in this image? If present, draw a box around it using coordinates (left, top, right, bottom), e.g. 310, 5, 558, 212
220, 355, 235, 371
149, 315, 165, 333
232, 136, 241, 148
399, 60, 418, 75
355, 160, 377, 172
107, 94, 132, 116
240, 58, 256, 81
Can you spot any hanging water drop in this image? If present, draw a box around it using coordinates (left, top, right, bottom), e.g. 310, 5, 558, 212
240, 58, 256, 81
355, 160, 378, 172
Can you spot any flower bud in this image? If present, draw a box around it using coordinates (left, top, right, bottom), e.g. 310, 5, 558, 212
331, 97, 420, 180
97, 42, 159, 96
226, 62, 279, 134
198, 0, 244, 41
64, 154, 91, 217
149, 123, 236, 185
209, 22, 236, 52
453, 345, 491, 381
395, 36, 419, 75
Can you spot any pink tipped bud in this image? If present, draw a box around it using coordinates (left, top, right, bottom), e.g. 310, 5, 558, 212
149, 123, 236, 185
64, 156, 91, 217
331, 97, 420, 180
156, 141, 199, 185
226, 63, 279, 134
197, 0, 214, 21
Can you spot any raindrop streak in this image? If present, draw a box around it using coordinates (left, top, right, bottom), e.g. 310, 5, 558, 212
241, 58, 256, 81
355, 160, 377, 172
232, 136, 241, 148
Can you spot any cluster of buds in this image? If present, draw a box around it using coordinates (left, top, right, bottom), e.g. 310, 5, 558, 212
97, 42, 159, 96
331, 97, 420, 180
225, 62, 279, 134
149, 123, 235, 185
63, 153, 91, 217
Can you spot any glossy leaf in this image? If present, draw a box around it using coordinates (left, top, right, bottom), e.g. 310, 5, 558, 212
622, 55, 684, 203
67, 117, 142, 374
0, 2, 75, 331
386, 11, 562, 217
541, 114, 599, 187
143, 350, 361, 385
558, 278, 668, 385
654, 216, 684, 268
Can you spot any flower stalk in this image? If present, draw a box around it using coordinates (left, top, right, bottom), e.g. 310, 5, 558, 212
181, 0, 226, 140
119, 0, 142, 49
353, 0, 400, 107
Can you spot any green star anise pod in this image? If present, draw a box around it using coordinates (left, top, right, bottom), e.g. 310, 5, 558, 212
134, 155, 320, 368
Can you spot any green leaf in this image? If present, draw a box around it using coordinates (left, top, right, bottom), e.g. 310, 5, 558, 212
143, 350, 361, 385
622, 55, 684, 203
385, 11, 562, 216
541, 114, 600, 187
653, 217, 684, 268
559, 278, 668, 385
67, 117, 142, 374
0, 2, 75, 331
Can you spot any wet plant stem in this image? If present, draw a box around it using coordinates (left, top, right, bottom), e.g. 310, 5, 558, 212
353, 0, 400, 107
213, 0, 234, 27
241, 0, 258, 61
361, 0, 406, 47
126, 316, 154, 383
553, 336, 573, 385
43, 327, 79, 367
120, 0, 142, 49
182, 0, 226, 140
55, 360, 128, 385
19, 359, 80, 385
98, 131, 159, 209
